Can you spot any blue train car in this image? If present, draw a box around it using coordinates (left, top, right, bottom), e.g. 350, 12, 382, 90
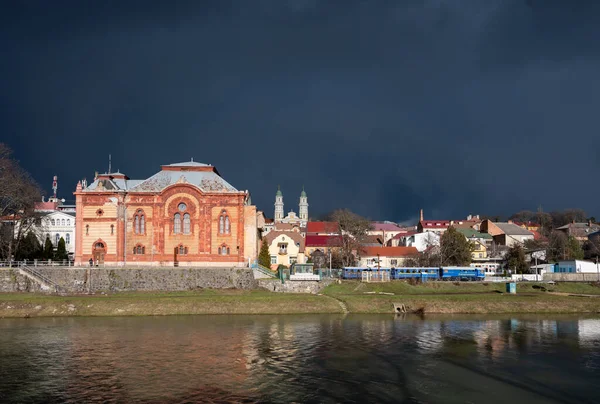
440, 267, 485, 281
392, 267, 440, 282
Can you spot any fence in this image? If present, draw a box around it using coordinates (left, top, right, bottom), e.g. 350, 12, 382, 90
361, 271, 390, 283
544, 273, 600, 282
0, 260, 74, 268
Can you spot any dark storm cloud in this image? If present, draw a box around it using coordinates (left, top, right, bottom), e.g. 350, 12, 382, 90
1, 0, 599, 222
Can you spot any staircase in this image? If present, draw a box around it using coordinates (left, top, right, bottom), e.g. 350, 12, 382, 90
250, 261, 278, 279
19, 266, 61, 293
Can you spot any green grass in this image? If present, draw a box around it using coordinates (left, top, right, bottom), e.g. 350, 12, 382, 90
322, 280, 600, 296
0, 289, 343, 317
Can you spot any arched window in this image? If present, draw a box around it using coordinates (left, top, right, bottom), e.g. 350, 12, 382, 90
66, 219, 70, 226
134, 210, 145, 234
95, 242, 105, 249
61, 219, 65, 226
51, 219, 55, 226
220, 245, 230, 255
66, 234, 70, 244
219, 210, 230, 234
110, 224, 114, 235
174, 213, 181, 234
55, 233, 60, 245
85, 225, 89, 235
183, 213, 191, 234
133, 245, 145, 255
178, 245, 188, 255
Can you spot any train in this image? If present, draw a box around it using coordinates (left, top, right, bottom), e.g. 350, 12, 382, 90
342, 266, 485, 281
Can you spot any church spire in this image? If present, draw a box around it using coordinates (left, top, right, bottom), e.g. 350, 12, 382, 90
299, 186, 308, 223
274, 185, 284, 222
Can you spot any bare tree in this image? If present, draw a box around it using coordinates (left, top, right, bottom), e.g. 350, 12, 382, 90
329, 209, 372, 267
0, 144, 42, 261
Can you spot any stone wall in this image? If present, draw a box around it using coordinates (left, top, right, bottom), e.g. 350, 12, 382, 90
258, 279, 332, 294
27, 267, 258, 293
0, 269, 44, 293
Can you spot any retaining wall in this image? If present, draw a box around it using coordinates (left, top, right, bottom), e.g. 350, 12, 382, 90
0, 269, 44, 293
18, 267, 258, 293
258, 279, 332, 294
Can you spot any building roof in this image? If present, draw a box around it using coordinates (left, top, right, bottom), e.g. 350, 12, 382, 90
392, 230, 419, 239
83, 162, 240, 194
371, 222, 404, 231
274, 223, 299, 231
165, 161, 211, 167
360, 246, 419, 257
456, 228, 492, 239
306, 221, 340, 234
264, 231, 305, 252
557, 222, 600, 238
305, 235, 342, 247
494, 222, 534, 236
419, 220, 451, 229
276, 185, 282, 197
34, 201, 59, 211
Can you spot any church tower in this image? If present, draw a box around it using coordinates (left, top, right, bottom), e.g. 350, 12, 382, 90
274, 185, 284, 222
299, 186, 308, 223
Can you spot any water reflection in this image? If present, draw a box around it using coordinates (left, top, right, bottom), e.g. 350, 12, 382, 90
1, 315, 599, 403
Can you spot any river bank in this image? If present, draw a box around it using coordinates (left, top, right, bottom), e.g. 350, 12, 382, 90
1, 281, 600, 318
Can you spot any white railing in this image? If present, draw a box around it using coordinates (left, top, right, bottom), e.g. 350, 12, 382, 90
0, 260, 74, 268
362, 271, 390, 283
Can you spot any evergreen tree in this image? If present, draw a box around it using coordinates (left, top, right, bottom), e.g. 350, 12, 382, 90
440, 226, 473, 266
506, 244, 529, 274
16, 232, 42, 260
566, 236, 584, 260
55, 237, 68, 261
258, 239, 271, 268
43, 237, 53, 260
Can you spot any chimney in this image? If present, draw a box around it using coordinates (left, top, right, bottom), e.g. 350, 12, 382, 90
419, 209, 424, 222
589, 220, 592, 227
508, 220, 513, 224
467, 214, 472, 220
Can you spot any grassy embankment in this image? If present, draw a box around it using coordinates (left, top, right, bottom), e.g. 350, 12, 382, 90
1, 281, 600, 318
323, 281, 600, 314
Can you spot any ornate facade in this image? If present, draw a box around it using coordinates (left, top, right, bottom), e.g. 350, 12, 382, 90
74, 161, 257, 267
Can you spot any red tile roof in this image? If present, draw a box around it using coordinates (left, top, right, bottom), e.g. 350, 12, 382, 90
420, 220, 451, 228
360, 246, 419, 257
305, 235, 342, 247
306, 221, 340, 234
371, 222, 403, 231
392, 230, 419, 239
34, 201, 58, 211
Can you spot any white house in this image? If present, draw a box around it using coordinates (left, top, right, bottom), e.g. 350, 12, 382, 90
399, 231, 440, 252
358, 246, 419, 268
553, 260, 599, 273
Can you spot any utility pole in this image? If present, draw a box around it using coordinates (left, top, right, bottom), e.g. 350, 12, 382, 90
596, 256, 599, 282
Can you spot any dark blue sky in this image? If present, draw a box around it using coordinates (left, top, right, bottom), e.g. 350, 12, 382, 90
2, 0, 599, 223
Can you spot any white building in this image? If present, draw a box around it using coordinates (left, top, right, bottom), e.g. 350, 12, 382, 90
554, 260, 599, 273
39, 210, 76, 256
399, 231, 440, 252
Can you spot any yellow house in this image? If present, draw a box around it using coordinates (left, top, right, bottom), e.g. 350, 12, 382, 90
471, 240, 487, 259
264, 231, 305, 269
456, 228, 491, 260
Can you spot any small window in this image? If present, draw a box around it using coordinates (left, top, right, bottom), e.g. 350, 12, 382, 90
110, 224, 114, 235
66, 219, 70, 226
178, 245, 188, 255
96, 209, 104, 216
86, 225, 89, 236
61, 219, 65, 226
55, 233, 60, 245
66, 233, 70, 244
178, 203, 187, 212
133, 245, 145, 255
51, 219, 55, 226
270, 256, 277, 264
219, 210, 230, 234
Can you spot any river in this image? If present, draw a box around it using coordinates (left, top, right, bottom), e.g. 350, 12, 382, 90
1, 314, 599, 403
